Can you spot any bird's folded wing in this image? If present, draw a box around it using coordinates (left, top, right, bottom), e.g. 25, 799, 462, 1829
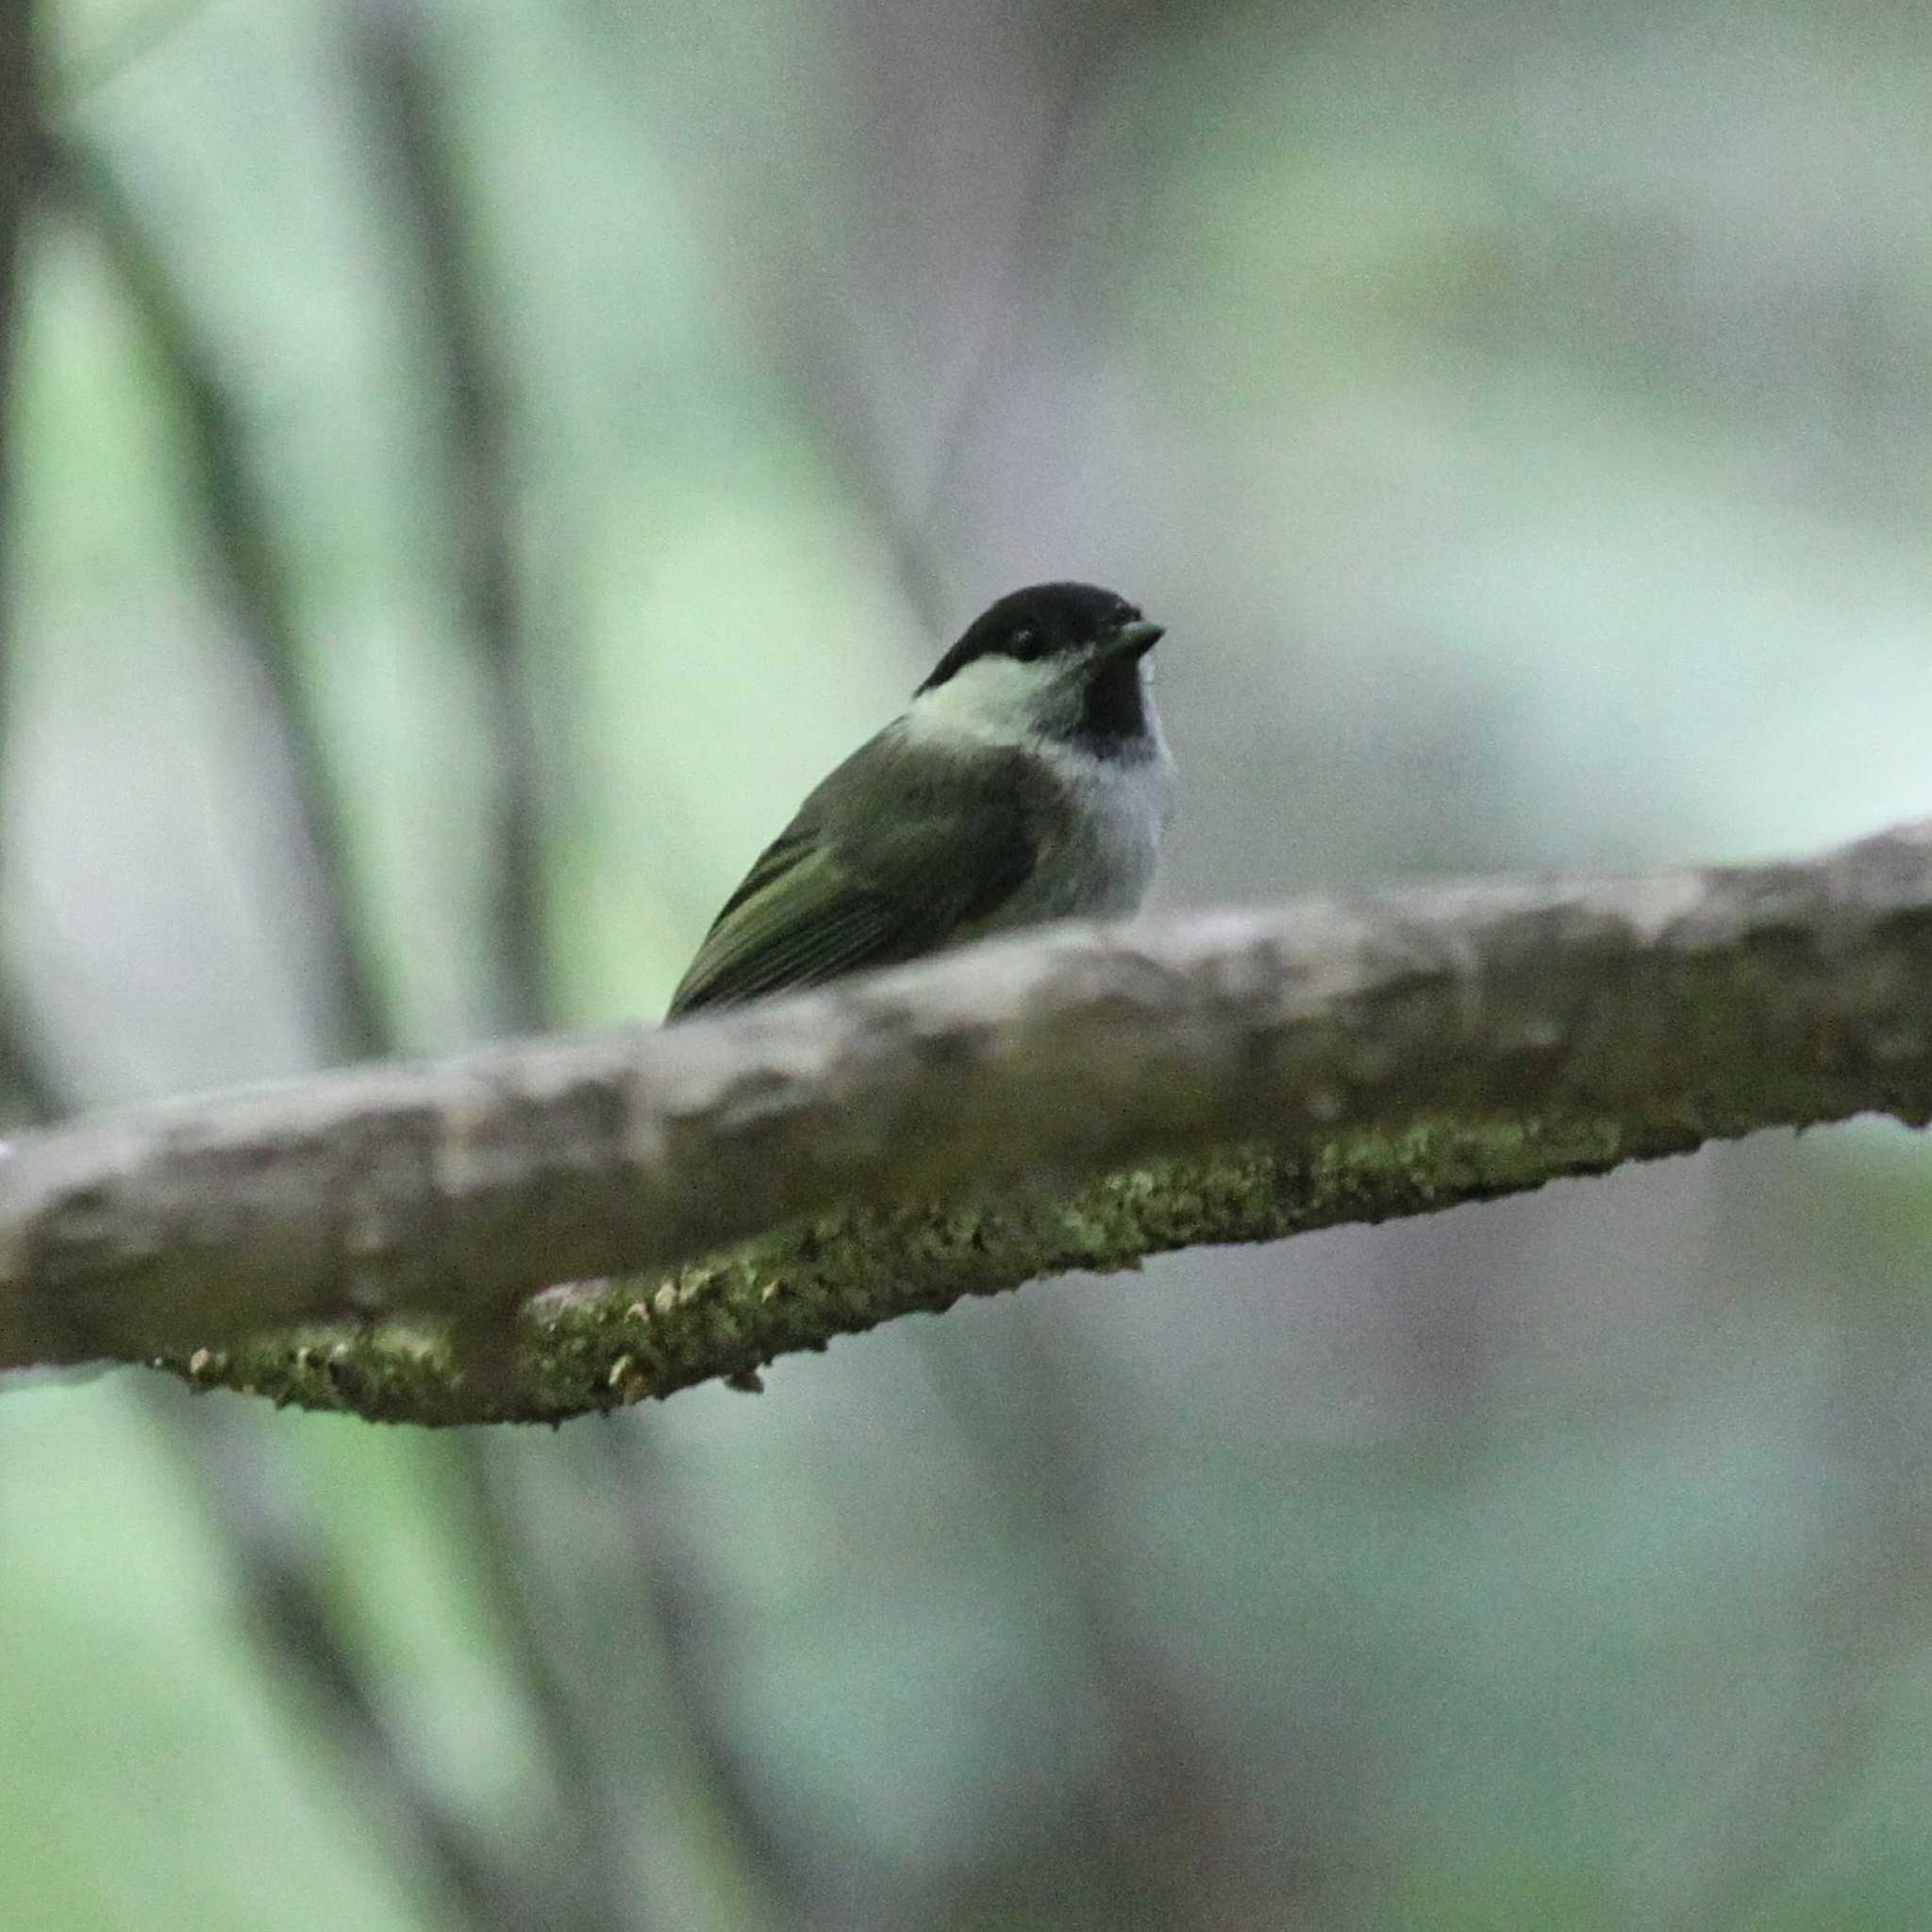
666, 741, 1045, 1017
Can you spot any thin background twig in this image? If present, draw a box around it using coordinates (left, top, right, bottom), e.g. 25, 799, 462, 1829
42, 133, 392, 1065
348, 5, 800, 1916
37, 120, 556, 1932
0, 0, 64, 1124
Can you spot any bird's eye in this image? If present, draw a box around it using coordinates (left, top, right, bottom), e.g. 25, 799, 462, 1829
1008, 628, 1039, 657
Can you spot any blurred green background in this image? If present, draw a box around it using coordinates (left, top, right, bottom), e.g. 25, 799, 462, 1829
5, 0, 1932, 1926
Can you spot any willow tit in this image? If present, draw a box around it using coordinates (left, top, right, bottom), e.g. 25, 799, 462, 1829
666, 581, 1172, 1018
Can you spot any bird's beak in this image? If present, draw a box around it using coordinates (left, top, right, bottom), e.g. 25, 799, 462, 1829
1107, 620, 1164, 661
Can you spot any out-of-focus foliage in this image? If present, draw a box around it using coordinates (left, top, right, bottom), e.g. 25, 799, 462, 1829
6, 0, 1932, 1926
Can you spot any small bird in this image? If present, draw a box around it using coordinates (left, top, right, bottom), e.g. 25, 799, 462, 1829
666, 581, 1172, 1019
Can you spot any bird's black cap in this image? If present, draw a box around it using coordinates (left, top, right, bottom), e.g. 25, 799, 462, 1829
917, 582, 1158, 693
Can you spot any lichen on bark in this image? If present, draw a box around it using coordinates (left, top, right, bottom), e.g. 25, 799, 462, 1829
161, 1113, 1677, 1425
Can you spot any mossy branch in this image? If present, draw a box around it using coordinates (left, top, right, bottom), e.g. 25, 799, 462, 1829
4, 819, 1931, 1424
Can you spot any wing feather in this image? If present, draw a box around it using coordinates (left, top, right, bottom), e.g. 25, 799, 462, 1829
666, 728, 1049, 1019
669, 861, 910, 1014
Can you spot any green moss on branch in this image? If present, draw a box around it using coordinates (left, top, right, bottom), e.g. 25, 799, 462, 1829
165, 1114, 1684, 1425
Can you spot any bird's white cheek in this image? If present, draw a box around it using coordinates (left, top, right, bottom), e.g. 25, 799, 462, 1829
904, 658, 1059, 748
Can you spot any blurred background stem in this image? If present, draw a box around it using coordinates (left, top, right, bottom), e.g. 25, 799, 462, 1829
0, 0, 62, 1123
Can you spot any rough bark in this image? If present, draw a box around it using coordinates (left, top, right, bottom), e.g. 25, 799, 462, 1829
4, 819, 1931, 1423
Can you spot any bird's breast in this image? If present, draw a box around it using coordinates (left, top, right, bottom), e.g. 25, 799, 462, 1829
1008, 736, 1173, 924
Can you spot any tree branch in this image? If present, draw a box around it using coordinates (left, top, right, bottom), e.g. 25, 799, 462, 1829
3, 818, 1931, 1422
